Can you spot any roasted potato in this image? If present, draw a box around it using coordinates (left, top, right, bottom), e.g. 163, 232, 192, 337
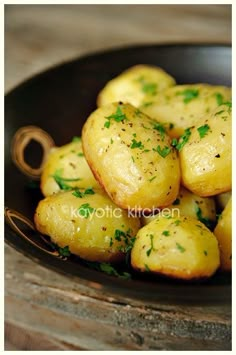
142, 84, 232, 138
82, 102, 180, 210
131, 215, 220, 280
141, 186, 216, 227
216, 191, 232, 211
97, 64, 176, 108
179, 103, 232, 196
214, 198, 232, 271
41, 138, 100, 196
35, 188, 140, 262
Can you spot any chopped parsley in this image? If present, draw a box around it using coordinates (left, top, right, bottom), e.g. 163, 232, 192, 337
176, 242, 185, 253
144, 264, 151, 272
174, 128, 191, 151
215, 92, 224, 106
130, 139, 144, 149
153, 145, 171, 158
78, 203, 95, 218
177, 89, 199, 103
172, 198, 180, 205
195, 206, 215, 230
153, 122, 166, 141
197, 124, 210, 139
58, 245, 71, 257
204, 250, 208, 256
174, 219, 181, 226
142, 82, 157, 95
146, 234, 154, 257
84, 261, 131, 280
169, 123, 175, 130
72, 187, 95, 198
114, 229, 136, 253
215, 110, 225, 116
52, 169, 81, 190
148, 176, 157, 182
77, 152, 84, 157
162, 230, 170, 236
72, 136, 81, 142
104, 105, 127, 128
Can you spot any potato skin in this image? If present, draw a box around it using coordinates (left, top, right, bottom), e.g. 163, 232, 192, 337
82, 102, 180, 210
143, 84, 232, 138
97, 64, 175, 108
141, 186, 216, 226
41, 139, 100, 196
214, 198, 232, 271
131, 215, 220, 280
179, 104, 232, 196
34, 189, 140, 263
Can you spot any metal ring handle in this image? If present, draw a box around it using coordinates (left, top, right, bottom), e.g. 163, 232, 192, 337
11, 125, 55, 180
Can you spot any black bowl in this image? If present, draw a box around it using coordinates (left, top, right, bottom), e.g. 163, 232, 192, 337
5, 44, 232, 305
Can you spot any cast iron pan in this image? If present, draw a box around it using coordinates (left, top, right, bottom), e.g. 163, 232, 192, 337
5, 44, 232, 305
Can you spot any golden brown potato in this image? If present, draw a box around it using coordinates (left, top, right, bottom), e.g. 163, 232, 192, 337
216, 191, 232, 211
82, 102, 180, 210
142, 84, 232, 138
97, 64, 176, 108
131, 215, 220, 280
141, 186, 216, 227
214, 198, 232, 271
41, 138, 100, 196
34, 188, 140, 263
179, 103, 232, 196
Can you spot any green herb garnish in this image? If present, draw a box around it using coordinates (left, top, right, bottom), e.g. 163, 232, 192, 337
177, 89, 199, 103
153, 122, 166, 141
195, 206, 215, 229
215, 92, 224, 105
58, 245, 71, 257
172, 198, 180, 205
162, 230, 170, 236
78, 203, 95, 218
197, 124, 210, 139
72, 187, 95, 198
175, 128, 191, 151
72, 136, 81, 142
130, 139, 144, 149
104, 105, 127, 128
153, 145, 171, 158
52, 169, 81, 190
176, 242, 185, 253
146, 234, 154, 257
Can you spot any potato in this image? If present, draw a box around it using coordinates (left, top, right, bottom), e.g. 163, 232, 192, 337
214, 198, 232, 271
41, 138, 100, 196
142, 84, 232, 138
131, 215, 220, 280
97, 64, 175, 108
141, 186, 216, 227
216, 191, 232, 211
179, 103, 232, 196
34, 188, 140, 263
82, 102, 180, 210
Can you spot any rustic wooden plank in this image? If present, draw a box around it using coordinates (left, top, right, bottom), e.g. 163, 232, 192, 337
5, 245, 231, 350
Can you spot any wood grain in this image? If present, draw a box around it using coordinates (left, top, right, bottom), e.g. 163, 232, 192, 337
5, 4, 232, 350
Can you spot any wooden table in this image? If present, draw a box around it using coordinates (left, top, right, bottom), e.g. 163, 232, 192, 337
5, 4, 232, 350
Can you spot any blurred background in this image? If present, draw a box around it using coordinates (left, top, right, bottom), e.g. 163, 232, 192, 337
5, 4, 231, 92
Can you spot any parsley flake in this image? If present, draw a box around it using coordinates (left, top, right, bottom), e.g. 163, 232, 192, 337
153, 145, 171, 158
175, 128, 191, 151
130, 139, 144, 149
78, 203, 95, 218
195, 206, 215, 230
177, 89, 199, 103
153, 122, 166, 141
52, 169, 81, 190
58, 245, 71, 257
197, 124, 210, 139
215, 92, 224, 106
172, 198, 180, 205
176, 242, 186, 253
146, 234, 154, 257
104, 105, 127, 128
72, 187, 95, 198
72, 136, 81, 142
162, 230, 170, 236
